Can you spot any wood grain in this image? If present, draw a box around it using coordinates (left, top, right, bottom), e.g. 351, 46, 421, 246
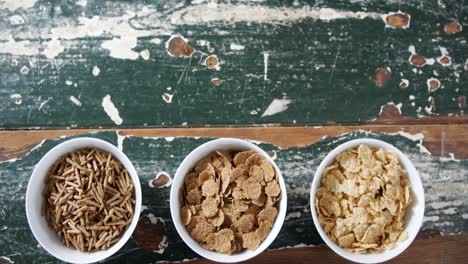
0, 125, 466, 161
187, 234, 468, 264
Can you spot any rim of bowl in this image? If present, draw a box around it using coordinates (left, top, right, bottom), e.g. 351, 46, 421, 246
25, 137, 142, 264
170, 138, 287, 263
310, 138, 425, 263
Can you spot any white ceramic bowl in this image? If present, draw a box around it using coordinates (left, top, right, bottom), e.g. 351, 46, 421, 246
170, 138, 287, 263
26, 137, 142, 264
310, 138, 425, 263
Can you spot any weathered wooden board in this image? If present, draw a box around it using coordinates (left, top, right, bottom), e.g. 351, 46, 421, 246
0, 0, 466, 128
0, 131, 466, 263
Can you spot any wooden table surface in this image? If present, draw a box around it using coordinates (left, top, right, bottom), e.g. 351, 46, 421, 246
0, 0, 467, 263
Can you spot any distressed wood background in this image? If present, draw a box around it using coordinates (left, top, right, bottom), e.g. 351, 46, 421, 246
0, 0, 467, 263
0, 0, 466, 128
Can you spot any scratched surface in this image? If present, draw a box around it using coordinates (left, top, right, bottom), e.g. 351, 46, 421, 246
0, 0, 467, 128
0, 131, 466, 263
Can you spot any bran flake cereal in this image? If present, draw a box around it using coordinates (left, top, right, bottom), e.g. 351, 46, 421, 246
180, 150, 281, 254
316, 144, 412, 253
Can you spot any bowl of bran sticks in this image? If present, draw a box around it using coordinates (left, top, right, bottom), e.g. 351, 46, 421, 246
26, 137, 142, 264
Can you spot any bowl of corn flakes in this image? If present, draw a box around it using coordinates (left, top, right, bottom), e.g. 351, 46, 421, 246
310, 138, 424, 263
170, 138, 287, 263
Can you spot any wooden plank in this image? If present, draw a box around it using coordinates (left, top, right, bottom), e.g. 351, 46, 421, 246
0, 125, 466, 160
0, 130, 466, 263
188, 234, 468, 264
0, 0, 466, 128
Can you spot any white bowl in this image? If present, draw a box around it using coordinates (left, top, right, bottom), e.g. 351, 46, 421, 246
310, 138, 425, 263
170, 138, 287, 263
25, 137, 142, 264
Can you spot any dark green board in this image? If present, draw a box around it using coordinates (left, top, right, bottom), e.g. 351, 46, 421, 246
0, 0, 467, 128
0, 132, 466, 263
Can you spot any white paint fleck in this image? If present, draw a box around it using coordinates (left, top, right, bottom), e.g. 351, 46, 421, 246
9, 15, 25, 25
101, 37, 139, 60
76, 0, 87, 7
140, 49, 150, 60
42, 38, 64, 59
423, 215, 440, 223
38, 97, 51, 110
382, 11, 411, 29
154, 234, 168, 254
412, 68, 418, 73
10, 94, 22, 105
150, 38, 162, 44
0, 0, 37, 11
165, 137, 175, 142
92, 65, 101, 76
230, 43, 245, 50
411, 102, 416, 107
170, 5, 383, 25
69, 96, 82, 107
140, 205, 148, 213
11, 59, 18, 66
285, 211, 302, 221
263, 51, 269, 81
409, 95, 415, 100
20, 65, 30, 75
250, 110, 258, 115
65, 80, 73, 86
197, 39, 210, 47
101, 95, 123, 125
408, 45, 416, 54
162, 93, 173, 103
428, 200, 463, 210
261, 98, 292, 117
116, 132, 126, 151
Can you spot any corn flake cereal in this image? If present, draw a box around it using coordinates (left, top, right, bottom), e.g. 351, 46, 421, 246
316, 144, 413, 253
180, 149, 281, 254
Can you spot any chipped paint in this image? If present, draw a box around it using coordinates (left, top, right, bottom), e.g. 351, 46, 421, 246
20, 65, 29, 75
92, 65, 100, 76
203, 54, 220, 70
162, 93, 173, 103
262, 98, 292, 117
374, 67, 391, 87
10, 94, 22, 105
0, 0, 37, 11
444, 21, 462, 34
42, 38, 64, 59
378, 102, 402, 119
116, 132, 125, 151
263, 51, 269, 81
9, 15, 25, 25
400, 79, 409, 89
427, 78, 441, 92
211, 78, 223, 86
101, 37, 139, 60
149, 171, 172, 188
382, 11, 411, 29
101, 95, 123, 125
230, 43, 245, 50
69, 96, 82, 107
170, 5, 382, 25
0, 256, 14, 263
437, 47, 452, 66
166, 35, 195, 57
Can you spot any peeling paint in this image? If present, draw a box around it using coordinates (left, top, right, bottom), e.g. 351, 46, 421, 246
263, 51, 269, 81
261, 98, 292, 117
0, 0, 37, 11
101, 37, 139, 60
382, 11, 411, 29
69, 96, 82, 107
140, 49, 150, 60
92, 65, 100, 76
203, 54, 220, 70
400, 79, 409, 89
101, 95, 123, 125
427, 78, 441, 92
43, 38, 65, 59
166, 35, 195, 57
10, 94, 22, 105
162, 93, 173, 103
230, 43, 245, 50
149, 171, 172, 188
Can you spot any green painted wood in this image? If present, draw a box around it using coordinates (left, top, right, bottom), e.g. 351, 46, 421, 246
0, 0, 466, 128
0, 131, 466, 263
